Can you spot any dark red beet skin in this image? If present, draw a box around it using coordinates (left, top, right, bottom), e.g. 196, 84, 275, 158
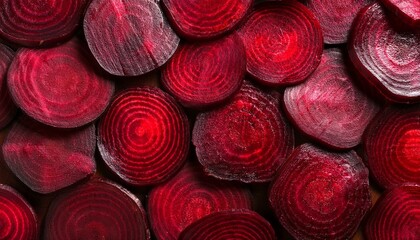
0, 43, 16, 129
148, 164, 252, 240
380, 0, 419, 27
269, 144, 371, 240
98, 87, 189, 186
84, 0, 179, 76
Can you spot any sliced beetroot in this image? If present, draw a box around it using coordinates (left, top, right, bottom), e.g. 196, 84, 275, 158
0, 43, 16, 129
193, 82, 294, 183
84, 0, 179, 76
349, 3, 420, 103
2, 116, 96, 194
269, 144, 371, 240
148, 164, 252, 240
238, 1, 323, 86
44, 180, 150, 240
161, 33, 245, 108
380, 0, 419, 27
7, 38, 114, 128
0, 184, 37, 240
162, 0, 253, 39
98, 87, 189, 186
284, 49, 379, 149
0, 0, 88, 47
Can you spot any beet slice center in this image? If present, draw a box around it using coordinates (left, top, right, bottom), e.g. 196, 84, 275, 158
0, 43, 16, 129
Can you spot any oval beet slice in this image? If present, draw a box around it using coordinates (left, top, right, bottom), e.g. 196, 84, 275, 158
161, 33, 245, 109
7, 38, 114, 128
269, 144, 371, 240
162, 0, 252, 39
284, 49, 379, 149
238, 1, 323, 86
98, 87, 189, 186
193, 82, 294, 183
349, 3, 420, 103
0, 43, 16, 129
0, 0, 88, 47
44, 180, 150, 240
380, 0, 419, 27
84, 0, 179, 76
2, 116, 96, 194
148, 164, 252, 240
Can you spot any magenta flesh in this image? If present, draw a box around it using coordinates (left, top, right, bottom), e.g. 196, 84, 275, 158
380, 0, 419, 27
0, 43, 16, 129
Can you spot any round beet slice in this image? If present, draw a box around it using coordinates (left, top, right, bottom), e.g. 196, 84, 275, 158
161, 33, 245, 109
84, 0, 179, 76
44, 180, 150, 240
238, 1, 323, 86
2, 115, 96, 194
380, 0, 419, 27
148, 164, 252, 240
0, 185, 37, 240
193, 82, 294, 183
364, 105, 420, 189
0, 0, 88, 47
269, 144, 371, 240
7, 38, 114, 128
284, 49, 379, 149
349, 3, 420, 103
365, 184, 420, 240
98, 87, 189, 186
162, 0, 252, 39
0, 43, 16, 129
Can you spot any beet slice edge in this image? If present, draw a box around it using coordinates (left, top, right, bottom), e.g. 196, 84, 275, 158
380, 0, 420, 27
0, 43, 16, 129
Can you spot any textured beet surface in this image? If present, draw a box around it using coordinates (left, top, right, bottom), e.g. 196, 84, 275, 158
284, 49, 379, 149
0, 43, 16, 129
349, 3, 420, 103
238, 1, 323, 86
98, 87, 189, 186
84, 0, 179, 76
193, 82, 294, 183
178, 209, 276, 240
44, 180, 150, 240
365, 184, 420, 240
161, 33, 245, 109
148, 164, 252, 240
269, 144, 371, 240
380, 0, 419, 27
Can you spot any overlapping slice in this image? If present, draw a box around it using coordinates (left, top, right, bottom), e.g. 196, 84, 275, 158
269, 144, 371, 240
0, 43, 16, 129
161, 33, 245, 108
98, 87, 189, 186
193, 82, 294, 183
349, 3, 420, 102
238, 1, 323, 86
84, 0, 179, 76
380, 0, 419, 27
148, 164, 252, 240
44, 180, 150, 240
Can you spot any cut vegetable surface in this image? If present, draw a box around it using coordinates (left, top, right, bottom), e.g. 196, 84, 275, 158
0, 43, 16, 129
380, 0, 419, 27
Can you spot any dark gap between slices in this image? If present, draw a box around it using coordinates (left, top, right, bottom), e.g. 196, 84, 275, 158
380, 0, 419, 27
0, 43, 16, 129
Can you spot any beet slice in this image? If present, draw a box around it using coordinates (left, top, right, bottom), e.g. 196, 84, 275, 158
365, 184, 420, 240
7, 38, 114, 128
284, 49, 379, 149
380, 0, 419, 27
0, 43, 16, 129
238, 1, 323, 86
0, 184, 37, 240
349, 3, 420, 103
193, 82, 294, 183
178, 209, 276, 240
84, 0, 179, 76
269, 144, 371, 240
161, 33, 245, 108
44, 180, 150, 240
98, 87, 189, 186
148, 164, 252, 240
162, 0, 252, 39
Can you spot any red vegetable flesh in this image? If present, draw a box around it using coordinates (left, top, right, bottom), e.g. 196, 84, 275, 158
269, 144, 371, 240
7, 38, 114, 128
98, 87, 189, 186
380, 0, 420, 27
178, 209, 276, 240
238, 1, 323, 86
0, 0, 88, 47
193, 82, 294, 183
44, 180, 150, 240
284, 49, 379, 149
84, 0, 179, 76
148, 164, 252, 240
161, 33, 245, 108
349, 3, 420, 103
0, 43, 16, 129
162, 0, 252, 39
